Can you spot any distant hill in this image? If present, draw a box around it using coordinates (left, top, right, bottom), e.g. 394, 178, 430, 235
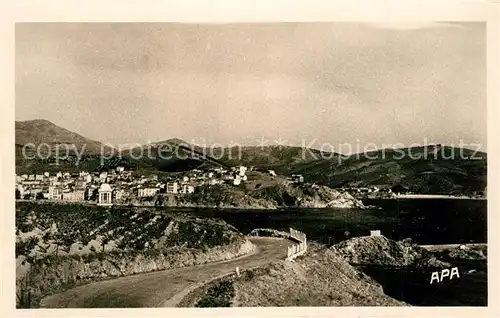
14, 120, 488, 195
15, 119, 113, 155
124, 139, 230, 173
289, 145, 487, 195
15, 120, 229, 174
208, 145, 334, 174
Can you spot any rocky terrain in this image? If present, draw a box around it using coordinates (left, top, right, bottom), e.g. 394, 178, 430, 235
182, 236, 489, 307
15, 202, 254, 308
181, 242, 406, 307
331, 236, 451, 268
247, 228, 291, 238
251, 182, 365, 209
149, 182, 364, 210
427, 244, 487, 262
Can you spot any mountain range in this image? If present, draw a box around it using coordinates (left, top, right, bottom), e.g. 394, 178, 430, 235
15, 119, 487, 194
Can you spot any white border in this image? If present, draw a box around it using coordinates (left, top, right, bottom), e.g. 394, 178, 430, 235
1, 1, 498, 317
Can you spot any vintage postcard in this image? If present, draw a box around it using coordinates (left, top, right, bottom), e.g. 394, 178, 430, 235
1, 1, 498, 317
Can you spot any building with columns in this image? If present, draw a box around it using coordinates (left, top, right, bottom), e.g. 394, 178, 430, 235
98, 183, 113, 206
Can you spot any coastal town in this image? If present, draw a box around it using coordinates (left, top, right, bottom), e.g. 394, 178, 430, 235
15, 163, 318, 205
15, 165, 248, 205
16, 162, 485, 206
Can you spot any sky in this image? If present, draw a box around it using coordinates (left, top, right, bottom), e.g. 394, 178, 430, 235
15, 22, 486, 152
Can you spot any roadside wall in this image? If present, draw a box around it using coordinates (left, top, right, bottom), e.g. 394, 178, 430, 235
287, 228, 307, 260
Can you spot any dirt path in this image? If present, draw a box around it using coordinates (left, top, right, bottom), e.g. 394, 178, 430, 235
40, 237, 291, 308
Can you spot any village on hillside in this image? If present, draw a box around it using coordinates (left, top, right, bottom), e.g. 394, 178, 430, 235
15, 165, 314, 206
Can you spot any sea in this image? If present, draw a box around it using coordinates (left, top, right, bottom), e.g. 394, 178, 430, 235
172, 198, 487, 246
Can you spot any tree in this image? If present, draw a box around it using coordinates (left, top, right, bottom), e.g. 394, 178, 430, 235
36, 192, 45, 200
52, 232, 71, 256
101, 235, 109, 252
15, 189, 21, 200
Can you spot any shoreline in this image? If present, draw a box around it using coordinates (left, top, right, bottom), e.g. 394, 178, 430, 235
15, 200, 366, 210
392, 194, 486, 200
419, 243, 487, 252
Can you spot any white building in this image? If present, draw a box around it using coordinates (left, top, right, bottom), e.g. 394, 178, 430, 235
180, 184, 195, 194
370, 230, 381, 237
97, 183, 113, 206
210, 179, 221, 185
48, 186, 62, 200
166, 182, 179, 194
116, 166, 125, 173
86, 187, 96, 200
138, 187, 159, 198
114, 189, 127, 201
56, 172, 63, 179
62, 190, 85, 202
237, 166, 247, 177
17, 185, 25, 198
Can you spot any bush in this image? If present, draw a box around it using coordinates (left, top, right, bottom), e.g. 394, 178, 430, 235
195, 280, 235, 307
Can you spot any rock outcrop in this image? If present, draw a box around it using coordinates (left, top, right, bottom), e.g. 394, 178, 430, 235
154, 182, 365, 210
248, 228, 290, 238
251, 182, 365, 209
331, 236, 451, 268
446, 245, 487, 261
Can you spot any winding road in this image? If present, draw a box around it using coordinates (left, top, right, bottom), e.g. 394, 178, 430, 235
40, 237, 291, 308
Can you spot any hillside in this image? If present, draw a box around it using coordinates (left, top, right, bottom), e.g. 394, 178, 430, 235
15, 121, 221, 174
124, 139, 228, 173
182, 242, 406, 307
148, 179, 364, 209
15, 202, 253, 308
15, 120, 487, 195
212, 145, 333, 172
16, 120, 113, 155
289, 146, 487, 195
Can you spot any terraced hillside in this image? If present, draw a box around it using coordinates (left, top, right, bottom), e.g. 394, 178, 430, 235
15, 202, 252, 308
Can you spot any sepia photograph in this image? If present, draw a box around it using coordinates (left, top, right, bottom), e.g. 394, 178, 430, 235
12, 20, 489, 310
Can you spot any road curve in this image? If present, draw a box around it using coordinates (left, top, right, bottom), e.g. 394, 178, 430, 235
40, 237, 291, 308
